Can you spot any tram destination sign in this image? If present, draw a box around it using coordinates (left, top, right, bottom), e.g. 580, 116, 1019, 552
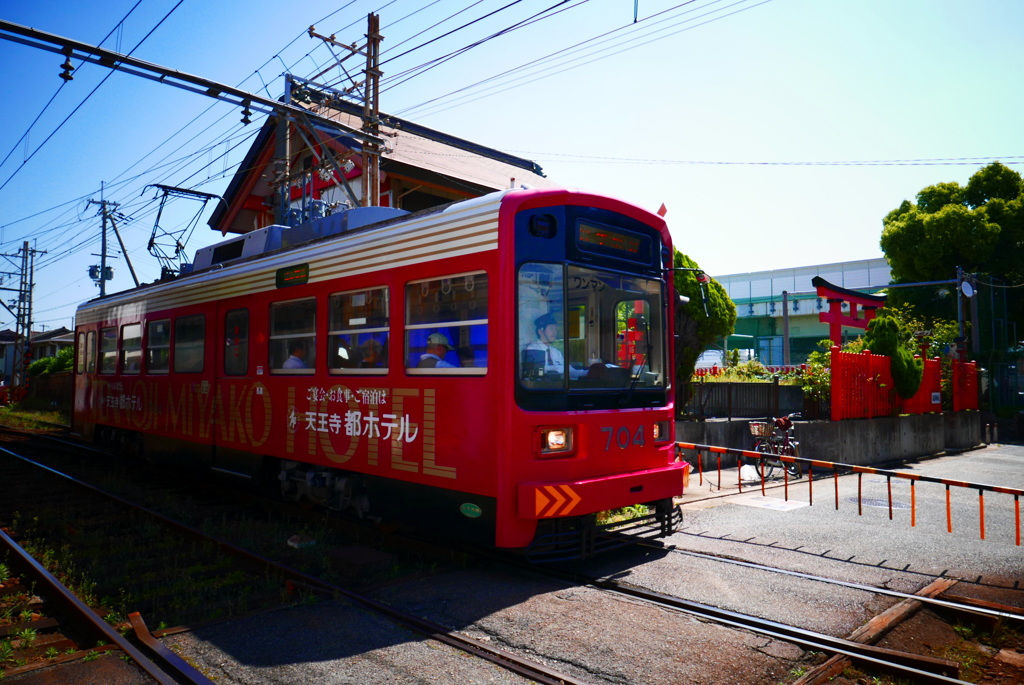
276, 263, 310, 288
577, 221, 642, 255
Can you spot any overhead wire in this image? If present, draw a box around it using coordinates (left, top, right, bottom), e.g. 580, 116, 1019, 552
7, 0, 782, 325
379, 0, 581, 94
397, 0, 769, 119
13, 0, 919, 326
4, 0, 371, 243
5, 3, 396, 323
392, 0, 706, 115
0, 0, 187, 195
380, 0, 528, 67
502, 152, 1024, 167
317, 1, 479, 94
0, 0, 146, 177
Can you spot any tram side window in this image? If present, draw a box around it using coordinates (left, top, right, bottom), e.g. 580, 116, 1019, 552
99, 327, 117, 374
270, 299, 316, 374
406, 272, 488, 374
328, 287, 388, 374
147, 319, 171, 374
86, 330, 97, 374
174, 315, 205, 373
119, 324, 142, 374
518, 263, 567, 388
224, 309, 249, 376
76, 332, 86, 374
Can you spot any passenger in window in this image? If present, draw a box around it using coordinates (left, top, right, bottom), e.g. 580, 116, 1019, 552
418, 333, 456, 368
360, 338, 385, 368
524, 313, 586, 379
283, 341, 309, 369
334, 338, 359, 368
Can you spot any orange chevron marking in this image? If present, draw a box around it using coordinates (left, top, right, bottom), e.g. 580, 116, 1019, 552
535, 488, 551, 517
561, 486, 581, 515
533, 485, 583, 517
543, 485, 566, 517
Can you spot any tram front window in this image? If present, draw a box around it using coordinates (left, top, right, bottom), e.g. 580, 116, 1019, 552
517, 263, 665, 401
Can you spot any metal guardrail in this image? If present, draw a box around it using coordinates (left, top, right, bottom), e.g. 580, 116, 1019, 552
676, 441, 1022, 546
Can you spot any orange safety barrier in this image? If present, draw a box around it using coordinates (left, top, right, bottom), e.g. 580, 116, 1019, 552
677, 441, 1023, 546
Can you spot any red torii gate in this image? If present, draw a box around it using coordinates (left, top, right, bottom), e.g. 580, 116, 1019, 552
811, 276, 887, 344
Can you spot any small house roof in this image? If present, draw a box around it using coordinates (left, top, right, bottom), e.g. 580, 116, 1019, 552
209, 98, 557, 235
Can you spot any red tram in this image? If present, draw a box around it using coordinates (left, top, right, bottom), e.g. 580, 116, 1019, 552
73, 188, 685, 560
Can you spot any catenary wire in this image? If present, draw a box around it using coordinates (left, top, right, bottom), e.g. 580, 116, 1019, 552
0, 0, 146, 177
398, 0, 769, 119
0, 1, 187, 195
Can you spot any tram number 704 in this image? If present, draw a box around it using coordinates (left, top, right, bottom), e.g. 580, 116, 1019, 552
601, 425, 645, 451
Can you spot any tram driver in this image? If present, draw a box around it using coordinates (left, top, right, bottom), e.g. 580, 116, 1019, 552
523, 313, 586, 379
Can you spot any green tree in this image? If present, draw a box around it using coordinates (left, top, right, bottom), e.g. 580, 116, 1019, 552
880, 162, 1024, 355
673, 250, 736, 385
27, 347, 74, 376
49, 346, 74, 373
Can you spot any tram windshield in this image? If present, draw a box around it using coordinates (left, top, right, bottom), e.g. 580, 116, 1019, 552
518, 262, 666, 402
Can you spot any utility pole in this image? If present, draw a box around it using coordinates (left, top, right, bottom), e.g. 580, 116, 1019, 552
307, 13, 383, 208
362, 13, 382, 207
87, 185, 138, 294
274, 77, 293, 225
0, 241, 45, 400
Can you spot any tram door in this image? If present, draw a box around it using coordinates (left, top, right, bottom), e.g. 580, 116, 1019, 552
210, 306, 261, 480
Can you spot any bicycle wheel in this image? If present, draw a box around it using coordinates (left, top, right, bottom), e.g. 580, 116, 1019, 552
780, 443, 802, 479
753, 440, 777, 480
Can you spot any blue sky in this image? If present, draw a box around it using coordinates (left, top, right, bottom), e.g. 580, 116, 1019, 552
1, 0, 1022, 332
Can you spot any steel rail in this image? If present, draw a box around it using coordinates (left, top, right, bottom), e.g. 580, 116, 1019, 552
462, 546, 966, 684
0, 446, 584, 685
650, 544, 1023, 623
0, 526, 211, 685
129, 612, 217, 684
577, 574, 965, 684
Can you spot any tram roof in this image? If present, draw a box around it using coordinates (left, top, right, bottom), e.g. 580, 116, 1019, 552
209, 99, 558, 235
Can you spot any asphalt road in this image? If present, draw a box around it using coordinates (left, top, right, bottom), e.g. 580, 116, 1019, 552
161, 444, 1023, 685
674, 442, 1023, 583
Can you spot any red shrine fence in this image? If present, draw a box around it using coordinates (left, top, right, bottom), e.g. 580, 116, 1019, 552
831, 346, 979, 420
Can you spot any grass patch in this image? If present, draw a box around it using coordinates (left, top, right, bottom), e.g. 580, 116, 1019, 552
596, 504, 650, 526
0, 405, 69, 431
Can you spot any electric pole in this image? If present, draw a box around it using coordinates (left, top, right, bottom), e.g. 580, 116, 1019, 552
87, 186, 139, 294
0, 241, 45, 399
307, 13, 383, 208
362, 13, 382, 207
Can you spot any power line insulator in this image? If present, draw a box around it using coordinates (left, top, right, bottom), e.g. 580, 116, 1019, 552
59, 57, 74, 81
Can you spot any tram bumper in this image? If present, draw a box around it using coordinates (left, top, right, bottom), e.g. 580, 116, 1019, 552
519, 463, 685, 562
517, 462, 686, 520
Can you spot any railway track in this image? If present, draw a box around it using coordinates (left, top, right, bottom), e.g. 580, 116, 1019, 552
0, 526, 212, 683
5, 424, 1020, 684
0, 433, 586, 685
442, 528, 1023, 685
678, 526, 1024, 591
650, 542, 1024, 624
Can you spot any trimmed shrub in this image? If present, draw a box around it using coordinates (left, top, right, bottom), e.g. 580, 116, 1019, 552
864, 315, 923, 399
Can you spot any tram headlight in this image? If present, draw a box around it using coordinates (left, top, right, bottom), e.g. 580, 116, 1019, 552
653, 421, 671, 442
540, 427, 573, 455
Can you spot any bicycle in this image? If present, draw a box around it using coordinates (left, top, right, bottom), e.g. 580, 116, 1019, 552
748, 413, 803, 480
